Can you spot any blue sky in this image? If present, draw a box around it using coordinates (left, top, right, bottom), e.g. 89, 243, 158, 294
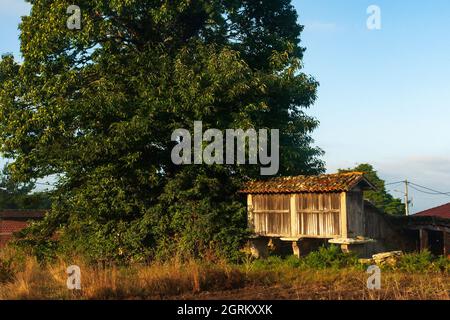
1, 0, 450, 212
294, 0, 450, 212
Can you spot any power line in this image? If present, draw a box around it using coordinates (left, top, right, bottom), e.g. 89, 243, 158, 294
385, 181, 405, 186
386, 180, 450, 196
408, 182, 450, 196
385, 179, 450, 215
408, 184, 448, 196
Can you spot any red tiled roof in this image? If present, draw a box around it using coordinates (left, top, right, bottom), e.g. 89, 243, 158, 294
0, 210, 45, 247
240, 172, 374, 194
414, 203, 450, 219
0, 220, 29, 234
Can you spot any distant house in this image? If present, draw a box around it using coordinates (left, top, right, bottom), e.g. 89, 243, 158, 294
0, 210, 45, 247
406, 203, 450, 257
414, 203, 450, 219
240, 172, 407, 258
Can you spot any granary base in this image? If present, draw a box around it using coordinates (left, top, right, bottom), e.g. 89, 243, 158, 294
329, 238, 376, 258
248, 237, 269, 259
249, 237, 330, 258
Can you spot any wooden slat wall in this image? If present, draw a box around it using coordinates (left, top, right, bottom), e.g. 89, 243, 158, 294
251, 193, 341, 238
346, 191, 364, 237
296, 193, 341, 237
253, 195, 291, 236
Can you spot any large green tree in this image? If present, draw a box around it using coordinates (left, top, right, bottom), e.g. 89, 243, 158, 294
339, 164, 405, 216
0, 0, 323, 261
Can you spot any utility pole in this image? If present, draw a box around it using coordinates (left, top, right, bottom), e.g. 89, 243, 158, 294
404, 180, 410, 216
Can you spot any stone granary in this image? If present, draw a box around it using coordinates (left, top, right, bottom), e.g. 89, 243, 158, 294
240, 172, 405, 258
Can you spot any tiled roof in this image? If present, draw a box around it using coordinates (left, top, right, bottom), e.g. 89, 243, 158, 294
0, 220, 29, 234
0, 211, 44, 247
413, 203, 450, 219
240, 172, 374, 194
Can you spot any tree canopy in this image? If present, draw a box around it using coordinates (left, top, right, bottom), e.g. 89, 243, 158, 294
0, 0, 324, 261
339, 164, 405, 216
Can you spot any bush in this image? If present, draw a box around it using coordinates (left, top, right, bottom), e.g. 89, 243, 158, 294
248, 246, 360, 271
284, 255, 302, 268
433, 255, 450, 273
251, 255, 285, 271
396, 251, 449, 273
396, 250, 433, 272
300, 245, 359, 270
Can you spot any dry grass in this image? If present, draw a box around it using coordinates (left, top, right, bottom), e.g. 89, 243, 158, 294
0, 256, 249, 300
0, 254, 448, 300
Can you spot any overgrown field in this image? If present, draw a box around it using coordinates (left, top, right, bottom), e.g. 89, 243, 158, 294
0, 246, 448, 300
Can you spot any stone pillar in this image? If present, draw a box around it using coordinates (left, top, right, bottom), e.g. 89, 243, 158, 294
292, 241, 300, 258
250, 238, 269, 259
340, 244, 350, 253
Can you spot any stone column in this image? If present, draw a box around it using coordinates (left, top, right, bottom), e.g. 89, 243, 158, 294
250, 237, 269, 259
292, 241, 300, 258
340, 244, 350, 253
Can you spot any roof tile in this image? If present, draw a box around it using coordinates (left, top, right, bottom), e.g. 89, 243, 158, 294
413, 203, 450, 219
240, 172, 372, 194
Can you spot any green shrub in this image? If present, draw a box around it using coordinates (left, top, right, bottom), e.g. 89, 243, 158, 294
247, 246, 449, 274
284, 255, 302, 268
249, 246, 359, 271
396, 250, 433, 272
300, 245, 359, 270
433, 255, 450, 273
396, 250, 449, 273
251, 255, 285, 271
